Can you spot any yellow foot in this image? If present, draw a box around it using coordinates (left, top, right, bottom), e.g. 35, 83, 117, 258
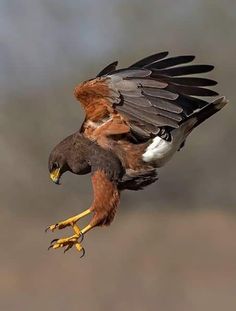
45, 208, 93, 256
45, 209, 91, 233
48, 234, 85, 257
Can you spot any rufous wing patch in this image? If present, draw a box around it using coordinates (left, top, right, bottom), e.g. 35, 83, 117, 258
74, 78, 112, 121
74, 77, 131, 145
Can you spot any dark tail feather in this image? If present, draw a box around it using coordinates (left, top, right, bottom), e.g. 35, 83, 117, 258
194, 97, 228, 127
178, 97, 228, 151
192, 96, 228, 129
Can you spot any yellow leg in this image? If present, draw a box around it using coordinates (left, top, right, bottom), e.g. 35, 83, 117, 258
81, 224, 93, 235
45, 208, 92, 232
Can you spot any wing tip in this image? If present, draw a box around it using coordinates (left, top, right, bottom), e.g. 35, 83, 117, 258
130, 51, 169, 68
206, 64, 215, 72
212, 96, 229, 110
96, 61, 119, 77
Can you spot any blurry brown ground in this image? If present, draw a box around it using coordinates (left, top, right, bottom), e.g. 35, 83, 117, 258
0, 1, 236, 311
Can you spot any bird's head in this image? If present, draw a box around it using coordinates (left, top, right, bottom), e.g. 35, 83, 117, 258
48, 133, 91, 185
48, 150, 68, 185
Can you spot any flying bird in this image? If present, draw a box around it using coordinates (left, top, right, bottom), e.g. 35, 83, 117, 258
46, 51, 227, 256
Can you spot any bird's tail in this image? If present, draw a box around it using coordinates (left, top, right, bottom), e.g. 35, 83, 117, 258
190, 96, 228, 129
181, 97, 228, 136
175, 97, 228, 151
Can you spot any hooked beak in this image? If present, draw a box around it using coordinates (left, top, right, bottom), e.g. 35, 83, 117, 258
50, 168, 61, 185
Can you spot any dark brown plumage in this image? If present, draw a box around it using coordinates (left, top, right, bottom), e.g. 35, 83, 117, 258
47, 52, 228, 256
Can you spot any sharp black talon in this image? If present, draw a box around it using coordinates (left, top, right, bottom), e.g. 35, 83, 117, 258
64, 244, 73, 253
45, 224, 58, 232
48, 244, 53, 250
78, 232, 84, 243
80, 247, 85, 258
50, 238, 59, 245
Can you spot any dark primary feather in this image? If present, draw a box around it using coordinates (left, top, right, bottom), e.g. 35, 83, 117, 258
161, 76, 217, 87
174, 95, 209, 115
96, 61, 118, 77
146, 55, 195, 70
153, 64, 214, 76
130, 51, 169, 68
166, 84, 219, 96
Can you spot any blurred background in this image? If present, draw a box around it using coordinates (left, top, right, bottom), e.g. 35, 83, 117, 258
0, 0, 236, 310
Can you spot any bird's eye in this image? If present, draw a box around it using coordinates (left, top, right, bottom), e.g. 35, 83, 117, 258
52, 162, 59, 170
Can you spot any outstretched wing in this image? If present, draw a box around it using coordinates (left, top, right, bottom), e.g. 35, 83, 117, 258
74, 52, 218, 143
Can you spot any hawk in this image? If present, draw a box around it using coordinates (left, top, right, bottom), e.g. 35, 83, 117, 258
46, 52, 227, 256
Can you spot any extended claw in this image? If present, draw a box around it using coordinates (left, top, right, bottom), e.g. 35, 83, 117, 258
75, 243, 85, 258
45, 224, 58, 232
50, 238, 59, 245
48, 238, 60, 250
47, 234, 85, 256
79, 247, 85, 258
63, 243, 74, 253
78, 231, 84, 243
45, 226, 50, 233
48, 243, 56, 250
